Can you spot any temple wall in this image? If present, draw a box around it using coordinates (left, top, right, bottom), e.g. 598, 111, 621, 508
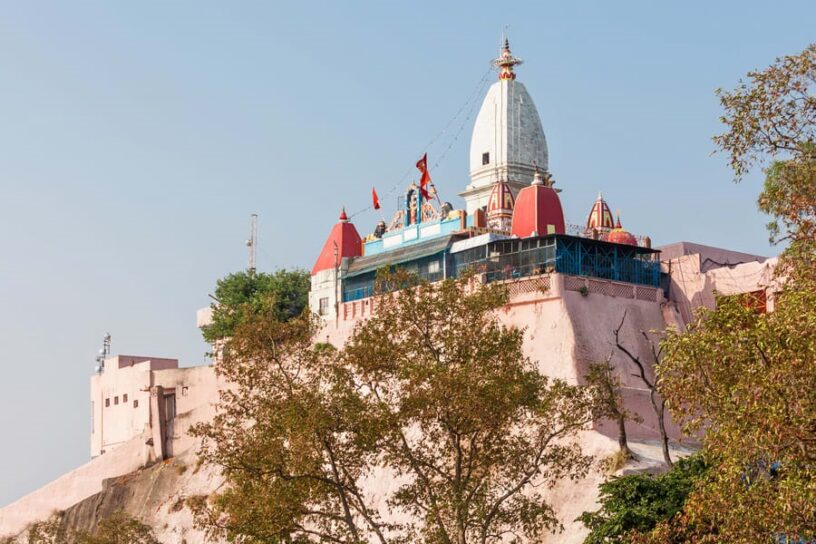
0, 433, 152, 537
153, 366, 219, 457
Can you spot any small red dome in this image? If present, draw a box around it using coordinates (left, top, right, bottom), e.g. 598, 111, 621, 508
510, 170, 565, 238
603, 214, 638, 246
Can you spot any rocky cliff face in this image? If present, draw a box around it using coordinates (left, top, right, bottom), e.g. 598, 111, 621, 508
5, 437, 693, 544
6, 449, 223, 544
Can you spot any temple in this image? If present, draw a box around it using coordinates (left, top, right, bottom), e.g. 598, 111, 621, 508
309, 40, 662, 323
0, 39, 776, 544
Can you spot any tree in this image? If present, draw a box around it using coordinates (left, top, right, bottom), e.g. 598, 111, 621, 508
585, 357, 642, 463
202, 269, 310, 343
25, 516, 67, 544
656, 286, 816, 542
193, 271, 604, 544
76, 511, 160, 544
191, 314, 390, 543
342, 272, 603, 543
22, 511, 159, 544
613, 312, 672, 467
714, 44, 816, 252
644, 44, 816, 542
577, 453, 707, 544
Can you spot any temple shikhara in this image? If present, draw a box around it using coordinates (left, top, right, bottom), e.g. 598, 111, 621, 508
310, 40, 662, 325
0, 40, 779, 544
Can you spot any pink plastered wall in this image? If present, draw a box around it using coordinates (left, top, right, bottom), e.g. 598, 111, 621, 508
0, 433, 152, 537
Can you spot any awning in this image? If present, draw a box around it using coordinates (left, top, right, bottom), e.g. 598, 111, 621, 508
345, 235, 456, 278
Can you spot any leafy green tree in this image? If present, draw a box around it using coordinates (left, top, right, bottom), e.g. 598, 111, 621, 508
192, 313, 392, 543
343, 271, 604, 543
642, 44, 816, 543
714, 43, 816, 254
577, 454, 707, 544
193, 271, 604, 543
202, 269, 310, 343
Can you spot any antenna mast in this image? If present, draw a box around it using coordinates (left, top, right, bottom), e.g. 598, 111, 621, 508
246, 213, 258, 276
95, 333, 111, 373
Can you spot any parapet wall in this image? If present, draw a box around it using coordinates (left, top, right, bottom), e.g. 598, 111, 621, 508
0, 433, 152, 537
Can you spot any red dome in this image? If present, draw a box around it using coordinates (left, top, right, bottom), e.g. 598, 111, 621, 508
603, 214, 638, 246
311, 209, 363, 275
605, 229, 638, 246
510, 171, 565, 238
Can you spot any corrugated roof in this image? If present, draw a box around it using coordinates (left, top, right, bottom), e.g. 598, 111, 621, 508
345, 235, 457, 278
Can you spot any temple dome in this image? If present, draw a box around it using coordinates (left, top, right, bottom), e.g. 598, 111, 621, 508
604, 215, 638, 246
586, 193, 614, 231
486, 180, 515, 232
461, 40, 549, 214
510, 170, 565, 238
311, 208, 363, 275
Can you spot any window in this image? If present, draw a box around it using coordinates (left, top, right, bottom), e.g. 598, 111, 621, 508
114, 396, 119, 405
105, 398, 110, 407
133, 399, 139, 409
319, 297, 329, 316
428, 261, 441, 274
482, 152, 490, 165
123, 394, 128, 403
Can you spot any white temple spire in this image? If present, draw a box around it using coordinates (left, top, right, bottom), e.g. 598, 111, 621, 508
460, 40, 549, 214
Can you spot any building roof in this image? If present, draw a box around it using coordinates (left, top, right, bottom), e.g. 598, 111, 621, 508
586, 193, 614, 230
657, 241, 766, 272
312, 209, 363, 275
604, 215, 638, 246
510, 170, 566, 238
345, 234, 457, 278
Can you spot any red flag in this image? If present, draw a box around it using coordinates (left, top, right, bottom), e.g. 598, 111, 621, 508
372, 187, 381, 210
416, 153, 432, 200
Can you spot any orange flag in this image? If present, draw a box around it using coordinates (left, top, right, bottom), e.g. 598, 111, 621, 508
372, 187, 381, 210
416, 153, 432, 200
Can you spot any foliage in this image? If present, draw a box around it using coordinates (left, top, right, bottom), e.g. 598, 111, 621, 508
577, 454, 707, 544
714, 44, 816, 248
640, 43, 816, 543
585, 359, 642, 464
655, 283, 816, 542
191, 313, 388, 543
201, 269, 310, 343
714, 44, 816, 179
25, 516, 67, 544
76, 511, 160, 544
193, 271, 605, 544
343, 270, 603, 544
23, 511, 159, 544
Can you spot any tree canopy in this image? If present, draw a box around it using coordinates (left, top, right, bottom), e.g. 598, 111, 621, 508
192, 271, 605, 543
577, 454, 707, 544
22, 511, 160, 544
612, 43, 816, 544
201, 269, 310, 343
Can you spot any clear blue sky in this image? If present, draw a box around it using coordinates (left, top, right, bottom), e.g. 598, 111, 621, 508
0, 0, 813, 506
